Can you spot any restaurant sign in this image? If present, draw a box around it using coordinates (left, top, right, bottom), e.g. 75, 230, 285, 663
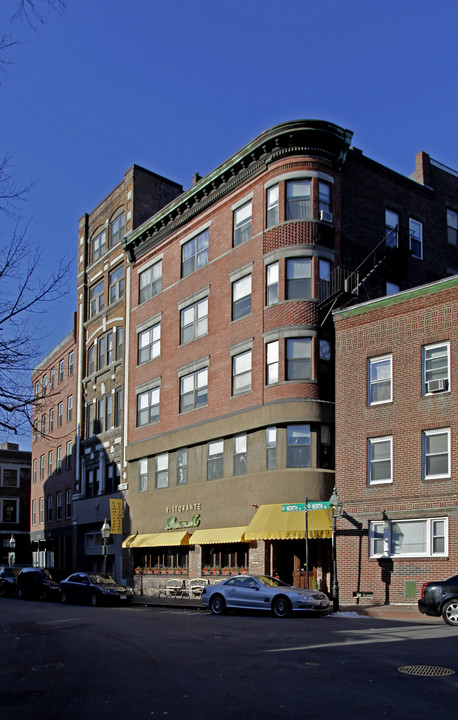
165, 513, 201, 531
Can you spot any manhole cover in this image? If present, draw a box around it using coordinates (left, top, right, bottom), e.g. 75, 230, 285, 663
398, 665, 455, 677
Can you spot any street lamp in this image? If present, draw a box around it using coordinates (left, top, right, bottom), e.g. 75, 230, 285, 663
101, 518, 111, 574
8, 535, 16, 567
329, 486, 343, 613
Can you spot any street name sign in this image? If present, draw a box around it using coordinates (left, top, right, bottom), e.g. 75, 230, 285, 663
282, 501, 331, 512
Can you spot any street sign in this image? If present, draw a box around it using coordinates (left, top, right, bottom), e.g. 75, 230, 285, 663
281, 501, 331, 512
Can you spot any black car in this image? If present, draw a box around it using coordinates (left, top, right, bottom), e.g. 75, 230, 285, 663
418, 575, 458, 626
59, 572, 134, 606
0, 566, 19, 596
16, 567, 60, 601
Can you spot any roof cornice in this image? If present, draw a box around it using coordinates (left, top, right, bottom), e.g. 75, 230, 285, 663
124, 120, 353, 262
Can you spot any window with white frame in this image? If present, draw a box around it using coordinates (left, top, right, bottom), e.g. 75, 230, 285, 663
33, 459, 37, 484
266, 262, 279, 305
90, 280, 104, 317
180, 367, 208, 412
58, 401, 63, 426
287, 424, 311, 467
66, 441, 72, 469
48, 451, 53, 477
369, 517, 447, 557
139, 458, 148, 492
155, 453, 169, 489
110, 212, 125, 247
267, 185, 279, 227
115, 387, 122, 427
232, 350, 252, 394
207, 440, 224, 480
385, 209, 399, 248
40, 455, 45, 480
318, 181, 331, 217
266, 426, 277, 469
58, 359, 64, 382
447, 208, 457, 246
116, 327, 123, 361
47, 494, 52, 522
177, 448, 188, 485
286, 179, 311, 220
368, 436, 392, 484
68, 351, 74, 376
67, 395, 73, 422
423, 428, 450, 479
181, 298, 208, 344
137, 386, 160, 427
56, 491, 62, 521
266, 340, 279, 385
234, 433, 247, 475
65, 489, 71, 519
57, 446, 62, 472
2, 497, 19, 523
32, 498, 36, 525
49, 408, 54, 432
286, 258, 312, 299
232, 275, 252, 320
423, 342, 450, 394
286, 337, 312, 380
42, 374, 47, 396
233, 201, 252, 246
92, 229, 106, 263
109, 265, 124, 304
409, 218, 423, 259
41, 414, 46, 436
368, 355, 392, 405
50, 367, 55, 388
139, 260, 162, 304
88, 345, 95, 375
35, 380, 40, 398
182, 228, 209, 277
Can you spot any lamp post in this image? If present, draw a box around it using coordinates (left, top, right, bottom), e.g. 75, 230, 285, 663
8, 535, 16, 567
329, 486, 343, 613
101, 518, 111, 574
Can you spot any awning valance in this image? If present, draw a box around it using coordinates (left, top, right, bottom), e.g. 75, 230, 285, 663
122, 531, 190, 548
190, 527, 247, 545
244, 504, 333, 541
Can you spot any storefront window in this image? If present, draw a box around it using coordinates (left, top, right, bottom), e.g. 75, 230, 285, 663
202, 543, 249, 574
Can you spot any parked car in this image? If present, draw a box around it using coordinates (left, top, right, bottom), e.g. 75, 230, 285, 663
59, 572, 134, 606
418, 575, 458, 626
16, 567, 60, 601
0, 566, 19, 596
201, 574, 330, 617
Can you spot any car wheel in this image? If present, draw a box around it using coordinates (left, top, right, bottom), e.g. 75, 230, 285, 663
210, 594, 226, 615
61, 592, 67, 604
90, 594, 98, 607
272, 595, 291, 618
442, 599, 458, 626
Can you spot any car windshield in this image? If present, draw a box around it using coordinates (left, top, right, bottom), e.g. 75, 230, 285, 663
255, 575, 289, 588
88, 574, 117, 586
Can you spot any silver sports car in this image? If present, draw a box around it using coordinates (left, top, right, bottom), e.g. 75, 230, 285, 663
201, 574, 330, 617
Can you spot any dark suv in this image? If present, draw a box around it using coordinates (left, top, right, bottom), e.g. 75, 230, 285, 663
16, 567, 59, 601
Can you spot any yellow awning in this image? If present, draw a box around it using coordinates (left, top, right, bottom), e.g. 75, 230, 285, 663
190, 527, 247, 544
244, 504, 333, 541
122, 531, 190, 548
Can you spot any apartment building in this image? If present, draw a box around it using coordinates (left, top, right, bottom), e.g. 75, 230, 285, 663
0, 443, 31, 566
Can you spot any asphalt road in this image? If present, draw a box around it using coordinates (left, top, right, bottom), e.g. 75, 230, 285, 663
1, 597, 457, 720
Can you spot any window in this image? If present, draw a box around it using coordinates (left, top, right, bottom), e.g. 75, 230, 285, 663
40, 455, 45, 480
105, 394, 112, 431
369, 518, 448, 558
320, 339, 331, 362
92, 229, 106, 263
97, 331, 114, 370
233, 201, 252, 246
181, 228, 209, 277
266, 341, 279, 385
39, 496, 44, 524
32, 498, 36, 525
386, 281, 400, 295
423, 342, 449, 394
319, 181, 331, 216
2, 468, 18, 487
368, 436, 392, 484
109, 265, 124, 304
48, 451, 53, 477
66, 441, 72, 470
50, 367, 55, 388
286, 258, 312, 299
58, 359, 64, 382
181, 298, 208, 344
423, 428, 450, 479
56, 492, 62, 521
232, 350, 252, 394
35, 380, 40, 398
155, 453, 169, 489
65, 489, 71, 519
110, 212, 125, 247
320, 425, 332, 468
232, 275, 251, 320
266, 427, 277, 469
33, 421, 37, 441
68, 351, 74, 376
207, 440, 224, 480
47, 495, 52, 522
138, 323, 161, 365
409, 218, 423, 259
180, 368, 208, 412
266, 262, 279, 305
114, 387, 122, 427
447, 208, 457, 246
42, 374, 47, 396
96, 397, 105, 433
116, 327, 123, 361
67, 395, 73, 422
2, 498, 19, 523
49, 408, 54, 432
33, 459, 37, 484
139, 261, 162, 303
41, 414, 46, 436
58, 402, 63, 426
368, 355, 392, 405
57, 446, 62, 472
287, 337, 312, 380
267, 185, 279, 227
177, 448, 187, 485
286, 179, 311, 220
287, 424, 311, 467
139, 458, 148, 492
234, 434, 247, 475
137, 387, 160, 427
88, 345, 95, 375
86, 403, 94, 436
385, 209, 399, 247
90, 280, 104, 317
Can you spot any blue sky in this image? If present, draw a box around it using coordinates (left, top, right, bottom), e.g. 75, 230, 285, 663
1, 0, 458, 441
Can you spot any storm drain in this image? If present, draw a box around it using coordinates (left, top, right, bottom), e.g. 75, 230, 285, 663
398, 665, 455, 678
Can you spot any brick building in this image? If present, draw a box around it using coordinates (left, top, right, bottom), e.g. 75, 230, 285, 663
334, 276, 458, 605
0, 443, 31, 566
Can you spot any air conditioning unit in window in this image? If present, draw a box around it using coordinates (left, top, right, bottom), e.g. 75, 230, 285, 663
320, 210, 333, 223
427, 378, 448, 393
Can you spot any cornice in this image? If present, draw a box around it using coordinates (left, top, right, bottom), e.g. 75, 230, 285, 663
124, 120, 353, 262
